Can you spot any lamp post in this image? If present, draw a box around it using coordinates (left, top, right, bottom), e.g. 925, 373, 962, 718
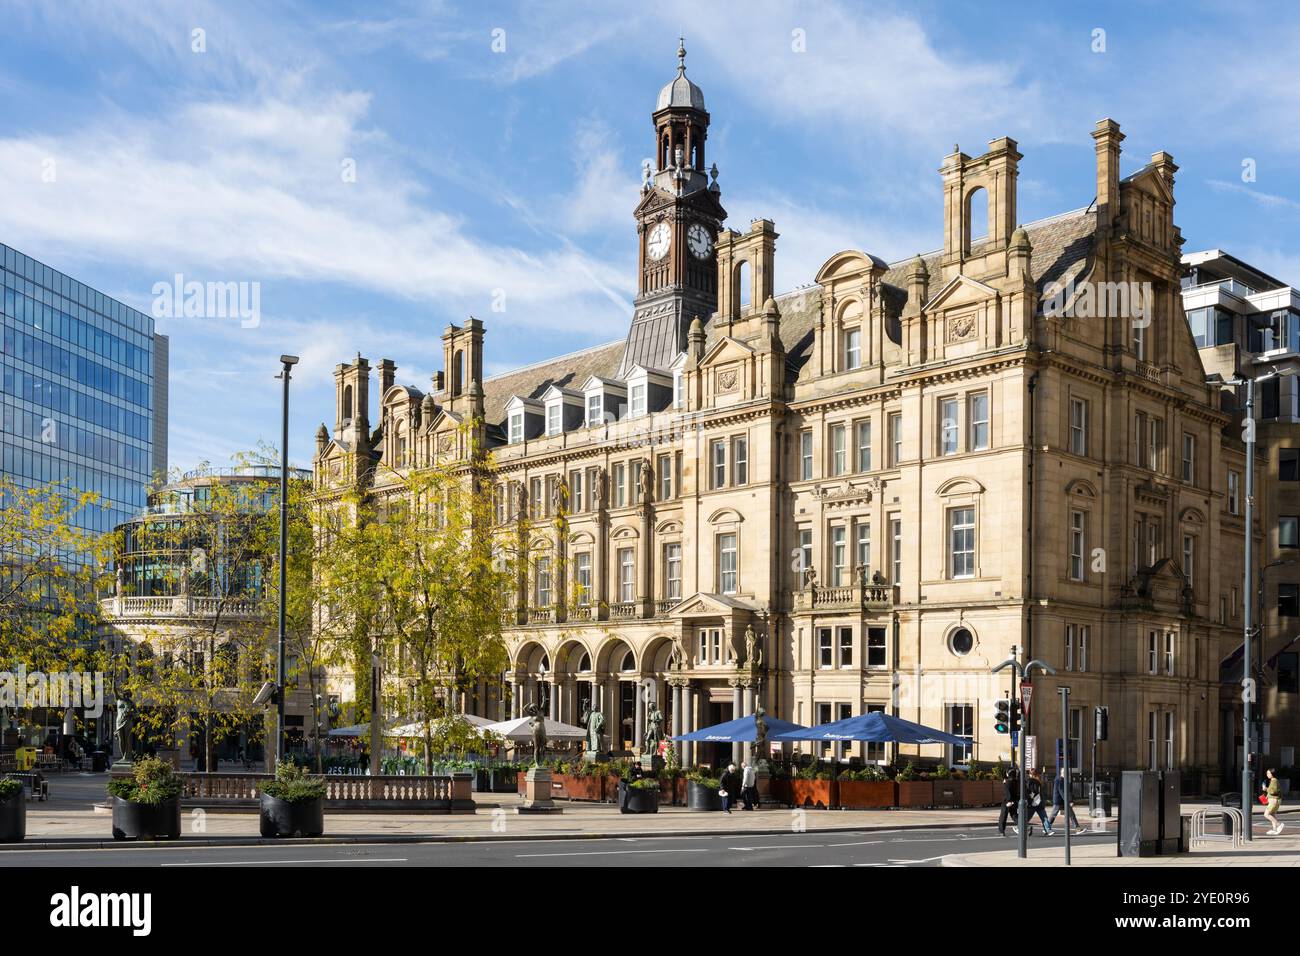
275, 355, 299, 768
993, 649, 1055, 859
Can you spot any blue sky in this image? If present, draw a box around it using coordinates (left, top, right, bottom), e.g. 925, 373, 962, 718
1, 0, 1298, 471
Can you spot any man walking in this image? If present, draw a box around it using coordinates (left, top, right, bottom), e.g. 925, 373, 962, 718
998, 768, 1020, 836
720, 763, 740, 814
1047, 768, 1084, 834
740, 761, 757, 810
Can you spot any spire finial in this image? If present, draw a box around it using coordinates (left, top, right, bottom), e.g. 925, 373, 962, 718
677, 37, 686, 74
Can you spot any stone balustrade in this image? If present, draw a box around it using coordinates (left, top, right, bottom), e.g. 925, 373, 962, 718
176, 771, 475, 813
101, 595, 264, 620
795, 583, 898, 611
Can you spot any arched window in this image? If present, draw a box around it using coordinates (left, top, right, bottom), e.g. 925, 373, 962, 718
735, 259, 751, 312
342, 385, 353, 422
578, 652, 592, 673
964, 187, 988, 252
620, 649, 636, 672
452, 349, 464, 397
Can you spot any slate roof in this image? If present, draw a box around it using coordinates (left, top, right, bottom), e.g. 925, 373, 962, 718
481, 338, 624, 429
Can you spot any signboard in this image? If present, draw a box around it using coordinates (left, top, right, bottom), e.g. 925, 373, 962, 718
1020, 682, 1034, 716
1024, 735, 1038, 769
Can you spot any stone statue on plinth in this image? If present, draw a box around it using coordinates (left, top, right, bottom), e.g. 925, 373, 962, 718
525, 703, 547, 766
114, 695, 134, 764
580, 705, 605, 761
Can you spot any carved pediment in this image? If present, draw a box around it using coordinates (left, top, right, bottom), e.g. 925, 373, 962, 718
811, 477, 880, 506
668, 591, 761, 619
923, 274, 998, 313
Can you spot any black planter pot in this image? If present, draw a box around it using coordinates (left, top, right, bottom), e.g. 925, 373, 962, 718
259, 793, 324, 838
621, 786, 659, 814
687, 780, 722, 811
0, 790, 25, 842
112, 797, 181, 840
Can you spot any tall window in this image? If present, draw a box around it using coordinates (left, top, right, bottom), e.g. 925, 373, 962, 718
1164, 712, 1175, 769
1181, 432, 1196, 484
535, 557, 552, 607
673, 369, 683, 409
843, 327, 861, 370
831, 424, 847, 476
586, 393, 602, 427
711, 440, 726, 489
630, 460, 642, 502
949, 507, 975, 578
618, 548, 635, 603
1228, 470, 1240, 515
855, 420, 872, 472
509, 413, 524, 445
1064, 623, 1075, 671
569, 469, 583, 514
1182, 533, 1196, 583
948, 704, 974, 765
798, 528, 813, 581
1134, 321, 1147, 361
1147, 711, 1158, 770
855, 522, 871, 577
1069, 510, 1086, 581
1282, 449, 1300, 482
1078, 626, 1090, 672
657, 453, 673, 500
867, 627, 887, 667
1165, 632, 1175, 676
587, 467, 600, 511
1135, 413, 1148, 468
664, 543, 682, 600
1280, 515, 1299, 549
889, 413, 903, 467
732, 436, 748, 486
800, 430, 813, 480
546, 404, 561, 437
865, 703, 886, 761
890, 517, 902, 583
630, 383, 646, 417
575, 552, 591, 605
817, 628, 833, 668
831, 525, 847, 586
717, 533, 738, 594
968, 392, 989, 451
939, 397, 959, 455
1147, 631, 1158, 674
530, 477, 543, 517
613, 463, 626, 508
838, 627, 853, 667
1069, 397, 1088, 456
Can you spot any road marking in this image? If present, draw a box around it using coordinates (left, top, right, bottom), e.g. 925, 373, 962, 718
729, 844, 825, 851
824, 840, 885, 848
515, 848, 711, 858
161, 857, 408, 866
887, 856, 945, 864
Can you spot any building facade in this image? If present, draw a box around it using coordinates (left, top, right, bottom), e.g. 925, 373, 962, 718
1183, 249, 1300, 778
314, 50, 1246, 782
0, 242, 167, 534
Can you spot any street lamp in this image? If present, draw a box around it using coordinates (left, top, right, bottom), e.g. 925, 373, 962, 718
993, 649, 1055, 859
1226, 365, 1295, 840
275, 355, 299, 768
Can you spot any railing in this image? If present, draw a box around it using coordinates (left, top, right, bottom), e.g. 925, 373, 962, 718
655, 598, 681, 615
100, 595, 264, 620
176, 771, 474, 812
528, 607, 556, 624
569, 605, 593, 621
1136, 361, 1165, 385
795, 583, 897, 611
610, 602, 638, 619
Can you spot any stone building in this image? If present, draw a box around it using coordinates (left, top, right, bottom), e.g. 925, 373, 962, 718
312, 47, 1247, 782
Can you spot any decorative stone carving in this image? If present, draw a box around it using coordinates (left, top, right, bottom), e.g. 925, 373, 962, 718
718, 367, 739, 392
947, 312, 977, 342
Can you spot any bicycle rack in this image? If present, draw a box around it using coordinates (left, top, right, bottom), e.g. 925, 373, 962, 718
1188, 807, 1245, 850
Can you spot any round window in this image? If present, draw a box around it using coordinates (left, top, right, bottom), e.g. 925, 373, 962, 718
949, 628, 974, 656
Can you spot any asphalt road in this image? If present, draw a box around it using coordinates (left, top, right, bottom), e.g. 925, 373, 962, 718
0, 825, 1115, 867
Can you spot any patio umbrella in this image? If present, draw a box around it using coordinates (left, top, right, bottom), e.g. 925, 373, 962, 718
773, 711, 970, 747
480, 716, 587, 741
326, 723, 370, 738
387, 714, 496, 737
670, 713, 806, 743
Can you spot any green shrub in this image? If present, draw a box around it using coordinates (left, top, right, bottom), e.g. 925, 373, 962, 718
686, 770, 721, 789
106, 757, 181, 805
262, 761, 327, 804
843, 766, 888, 782
629, 777, 660, 791
895, 760, 918, 782
931, 763, 951, 779
0, 777, 22, 800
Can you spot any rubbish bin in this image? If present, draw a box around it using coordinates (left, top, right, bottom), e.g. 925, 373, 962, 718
90, 750, 108, 773
1221, 793, 1243, 837
1092, 781, 1113, 817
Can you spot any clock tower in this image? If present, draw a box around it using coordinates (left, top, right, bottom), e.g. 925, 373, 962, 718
620, 40, 727, 376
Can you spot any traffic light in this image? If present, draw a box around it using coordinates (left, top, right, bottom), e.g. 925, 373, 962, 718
1009, 699, 1023, 734
994, 699, 1011, 734
1095, 705, 1109, 742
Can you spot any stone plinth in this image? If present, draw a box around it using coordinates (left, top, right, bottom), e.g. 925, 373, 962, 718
516, 766, 563, 814
755, 767, 781, 808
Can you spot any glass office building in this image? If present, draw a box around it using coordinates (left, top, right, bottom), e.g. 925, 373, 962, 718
0, 242, 167, 536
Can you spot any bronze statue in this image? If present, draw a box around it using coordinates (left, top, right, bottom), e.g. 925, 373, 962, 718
754, 705, 769, 754
644, 703, 663, 753
524, 702, 547, 766
114, 695, 134, 761
580, 704, 605, 754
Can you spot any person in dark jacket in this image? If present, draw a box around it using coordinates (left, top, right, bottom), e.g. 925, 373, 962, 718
998, 770, 1020, 836
1025, 770, 1053, 835
719, 763, 740, 814
1047, 769, 1083, 833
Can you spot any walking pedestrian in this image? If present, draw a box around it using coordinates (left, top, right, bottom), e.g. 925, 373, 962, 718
741, 761, 757, 810
1263, 768, 1284, 835
1046, 768, 1084, 834
997, 768, 1021, 835
719, 763, 740, 814
1025, 769, 1053, 835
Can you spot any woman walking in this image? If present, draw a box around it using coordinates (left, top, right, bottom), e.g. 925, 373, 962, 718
1263, 768, 1284, 835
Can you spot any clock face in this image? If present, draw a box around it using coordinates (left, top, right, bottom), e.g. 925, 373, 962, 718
647, 222, 671, 261
687, 223, 713, 259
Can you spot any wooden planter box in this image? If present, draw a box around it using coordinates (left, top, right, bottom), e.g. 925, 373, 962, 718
563, 775, 603, 802
931, 780, 961, 806
790, 779, 832, 808
896, 780, 934, 807
836, 780, 896, 809
959, 780, 998, 806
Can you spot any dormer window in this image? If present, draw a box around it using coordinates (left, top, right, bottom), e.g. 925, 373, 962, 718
546, 404, 561, 437
843, 328, 862, 370
509, 412, 524, 445
630, 383, 647, 417
587, 393, 602, 427
673, 369, 683, 409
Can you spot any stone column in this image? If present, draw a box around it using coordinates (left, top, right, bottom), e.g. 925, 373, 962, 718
682, 683, 695, 767
671, 682, 683, 760
634, 680, 645, 754
548, 681, 558, 721
741, 679, 753, 764
731, 681, 744, 766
